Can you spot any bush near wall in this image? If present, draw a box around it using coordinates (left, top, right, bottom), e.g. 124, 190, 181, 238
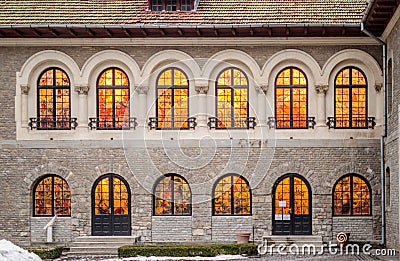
118, 244, 258, 258
26, 246, 63, 260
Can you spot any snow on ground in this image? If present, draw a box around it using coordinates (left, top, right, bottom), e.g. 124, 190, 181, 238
118, 255, 247, 261
0, 239, 42, 261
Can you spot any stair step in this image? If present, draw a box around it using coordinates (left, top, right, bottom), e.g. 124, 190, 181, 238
71, 242, 131, 248
75, 236, 139, 243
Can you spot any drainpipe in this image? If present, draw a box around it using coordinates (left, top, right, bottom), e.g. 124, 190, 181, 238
361, 1, 387, 245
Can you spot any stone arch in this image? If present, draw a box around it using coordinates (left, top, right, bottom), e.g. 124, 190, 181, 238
81, 49, 141, 87
262, 162, 316, 195
140, 49, 201, 85
25, 162, 74, 190
322, 49, 383, 86
324, 162, 380, 193
17, 50, 80, 93
202, 49, 261, 83
261, 49, 322, 87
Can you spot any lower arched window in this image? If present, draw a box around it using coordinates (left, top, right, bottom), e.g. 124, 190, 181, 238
153, 174, 191, 215
33, 175, 71, 216
333, 174, 371, 216
213, 174, 251, 215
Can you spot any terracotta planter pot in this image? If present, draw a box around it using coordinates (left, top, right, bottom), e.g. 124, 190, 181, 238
236, 232, 251, 244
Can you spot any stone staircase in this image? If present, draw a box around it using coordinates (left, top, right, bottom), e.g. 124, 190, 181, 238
261, 235, 323, 254
67, 236, 140, 257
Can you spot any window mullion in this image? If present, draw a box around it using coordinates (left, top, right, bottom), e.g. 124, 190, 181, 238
231, 175, 234, 215
350, 176, 353, 215
51, 176, 55, 216
171, 176, 175, 215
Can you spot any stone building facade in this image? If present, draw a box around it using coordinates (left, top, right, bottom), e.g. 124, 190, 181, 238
0, 0, 396, 250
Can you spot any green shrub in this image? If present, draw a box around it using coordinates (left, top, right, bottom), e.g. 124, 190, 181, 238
26, 246, 63, 260
119, 244, 258, 258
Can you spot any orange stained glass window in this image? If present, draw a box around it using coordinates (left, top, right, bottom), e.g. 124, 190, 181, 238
213, 175, 251, 215
154, 174, 191, 215
38, 68, 71, 129
275, 67, 308, 128
157, 68, 189, 129
335, 67, 367, 128
34, 175, 71, 216
333, 174, 371, 216
97, 68, 130, 130
216, 68, 248, 128
94, 176, 129, 215
274, 176, 309, 218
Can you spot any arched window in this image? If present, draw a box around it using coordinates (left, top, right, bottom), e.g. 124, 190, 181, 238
216, 68, 249, 128
387, 59, 393, 113
97, 68, 130, 130
334, 67, 367, 128
213, 174, 251, 215
153, 174, 191, 215
385, 167, 391, 207
38, 68, 71, 129
156, 68, 189, 129
333, 174, 371, 216
275, 67, 308, 128
33, 175, 71, 216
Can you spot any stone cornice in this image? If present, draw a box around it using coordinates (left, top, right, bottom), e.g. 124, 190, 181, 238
136, 85, 149, 95
195, 85, 209, 94
20, 84, 30, 95
315, 84, 329, 94
75, 85, 89, 95
375, 83, 383, 93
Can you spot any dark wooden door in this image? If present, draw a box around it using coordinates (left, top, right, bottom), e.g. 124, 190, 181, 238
92, 174, 131, 236
272, 174, 312, 235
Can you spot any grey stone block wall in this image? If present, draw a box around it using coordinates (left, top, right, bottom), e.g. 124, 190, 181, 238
30, 217, 71, 245
151, 216, 192, 242
385, 14, 400, 252
211, 216, 253, 242
332, 217, 374, 242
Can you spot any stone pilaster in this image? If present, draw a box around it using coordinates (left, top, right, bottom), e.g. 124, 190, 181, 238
315, 84, 329, 126
75, 85, 89, 127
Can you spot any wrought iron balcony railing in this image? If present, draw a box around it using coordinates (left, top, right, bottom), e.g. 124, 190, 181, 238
267, 117, 316, 129
326, 117, 376, 129
88, 117, 138, 130
28, 118, 78, 130
148, 117, 197, 130
207, 117, 257, 129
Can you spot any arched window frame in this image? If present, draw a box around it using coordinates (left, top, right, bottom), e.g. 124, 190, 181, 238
334, 66, 368, 129
212, 174, 252, 216
37, 67, 71, 130
215, 67, 249, 129
332, 173, 372, 216
96, 67, 130, 130
387, 59, 393, 114
155, 67, 190, 130
274, 67, 308, 129
152, 174, 192, 216
33, 174, 71, 217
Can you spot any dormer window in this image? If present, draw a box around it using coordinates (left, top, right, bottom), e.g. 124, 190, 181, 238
166, 0, 177, 11
150, 0, 193, 11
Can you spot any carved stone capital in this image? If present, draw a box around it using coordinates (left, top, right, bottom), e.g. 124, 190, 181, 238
375, 83, 383, 93
195, 85, 209, 94
20, 84, 30, 95
315, 84, 329, 94
256, 85, 268, 94
75, 85, 89, 95
136, 85, 149, 95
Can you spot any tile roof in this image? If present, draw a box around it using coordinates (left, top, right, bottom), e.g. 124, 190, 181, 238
0, 0, 367, 25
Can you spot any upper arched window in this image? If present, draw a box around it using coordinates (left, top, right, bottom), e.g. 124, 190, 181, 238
33, 175, 71, 216
275, 67, 308, 128
97, 68, 130, 130
38, 68, 71, 130
334, 67, 367, 128
153, 174, 191, 215
156, 68, 189, 129
333, 174, 371, 216
213, 174, 251, 215
216, 68, 249, 129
